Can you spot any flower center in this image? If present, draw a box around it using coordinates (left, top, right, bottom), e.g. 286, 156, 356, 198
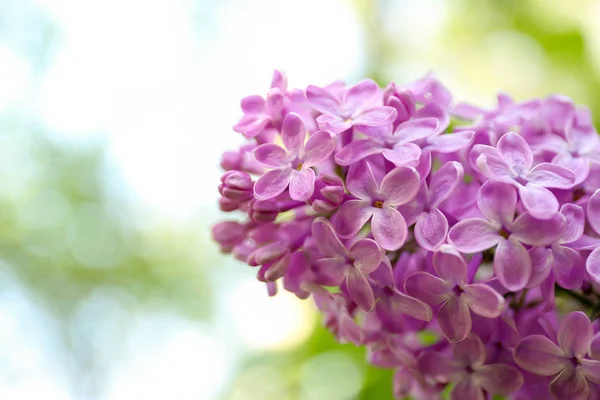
452, 285, 464, 296
498, 228, 510, 239
373, 200, 384, 208
570, 356, 581, 368
514, 175, 528, 186
573, 187, 586, 202
296, 162, 303, 171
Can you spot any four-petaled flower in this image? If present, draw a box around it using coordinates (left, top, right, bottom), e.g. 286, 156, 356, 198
253, 113, 336, 201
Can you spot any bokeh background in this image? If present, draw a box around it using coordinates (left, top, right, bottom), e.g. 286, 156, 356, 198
1, 0, 599, 399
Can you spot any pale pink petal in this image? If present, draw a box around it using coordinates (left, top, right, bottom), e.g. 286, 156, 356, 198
371, 207, 408, 251
514, 334, 566, 375
550, 368, 590, 400
414, 208, 448, 251
417, 351, 455, 382
346, 161, 378, 200
393, 117, 438, 143
497, 131, 533, 174
554, 155, 590, 185
302, 130, 336, 167
448, 219, 501, 253
350, 239, 382, 274
558, 311, 593, 358
334, 199, 374, 238
289, 168, 315, 201
316, 114, 352, 133
335, 139, 382, 166
494, 237, 532, 291
240, 95, 265, 114
451, 377, 484, 400
587, 246, 600, 284
380, 166, 421, 205
476, 154, 514, 183
474, 364, 524, 395
463, 283, 505, 318
311, 217, 347, 257
476, 181, 517, 225
305, 85, 341, 115
580, 359, 600, 384
405, 271, 450, 304
588, 189, 600, 234
354, 106, 397, 126
510, 212, 566, 246
438, 295, 471, 342
428, 130, 475, 153
432, 245, 468, 284
429, 161, 464, 207
254, 168, 293, 200
346, 267, 375, 311
527, 247, 553, 288
253, 143, 289, 167
453, 334, 486, 367
561, 203, 585, 244
519, 184, 559, 220
281, 113, 306, 155
381, 143, 421, 166
527, 162, 577, 189
343, 79, 379, 114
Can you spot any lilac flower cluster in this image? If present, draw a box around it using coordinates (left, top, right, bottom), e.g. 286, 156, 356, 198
212, 70, 600, 399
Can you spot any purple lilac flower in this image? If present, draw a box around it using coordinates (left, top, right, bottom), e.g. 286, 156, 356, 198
475, 131, 577, 219
449, 180, 566, 290
253, 113, 336, 201
514, 312, 600, 399
405, 245, 505, 342
305, 79, 397, 134
335, 160, 420, 251
586, 189, 600, 283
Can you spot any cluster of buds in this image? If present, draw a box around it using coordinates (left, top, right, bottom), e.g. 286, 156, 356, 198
212, 70, 600, 399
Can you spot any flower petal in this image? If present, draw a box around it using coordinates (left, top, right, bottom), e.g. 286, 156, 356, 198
552, 244, 584, 289
335, 139, 382, 166
350, 239, 382, 274
417, 351, 455, 382
432, 245, 468, 284
345, 267, 375, 311
514, 334, 566, 376
561, 203, 585, 244
380, 166, 421, 205
311, 217, 347, 257
527, 162, 577, 189
497, 131, 533, 174
302, 130, 336, 167
389, 291, 433, 321
510, 212, 566, 246
476, 154, 514, 183
438, 295, 471, 342
587, 246, 600, 284
381, 143, 421, 166
334, 199, 374, 238
558, 311, 593, 358
253, 168, 293, 200
477, 181, 517, 226
405, 271, 450, 304
354, 106, 397, 126
240, 94, 265, 114
316, 114, 351, 133
281, 113, 306, 155
474, 364, 524, 395
346, 160, 378, 200
393, 117, 438, 143
428, 130, 475, 153
253, 143, 289, 167
519, 184, 559, 220
588, 189, 600, 235
414, 208, 448, 251
451, 377, 484, 400
343, 79, 379, 114
580, 359, 600, 384
372, 207, 408, 251
305, 85, 341, 115
453, 334, 486, 368
550, 368, 590, 400
463, 283, 505, 318
429, 161, 464, 207
448, 218, 501, 253
494, 237, 531, 291
527, 246, 553, 288
289, 168, 315, 201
